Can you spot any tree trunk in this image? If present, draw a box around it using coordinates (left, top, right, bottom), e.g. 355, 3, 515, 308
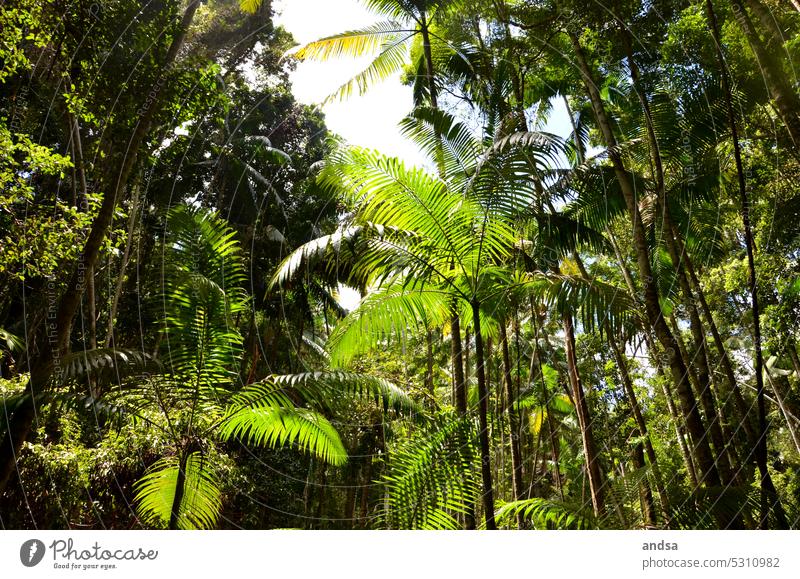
729, 0, 800, 149
608, 231, 700, 487
569, 30, 720, 487
530, 299, 564, 499
168, 448, 191, 530
499, 320, 525, 528
450, 307, 475, 530
562, 311, 605, 516
678, 227, 756, 444
451, 310, 467, 415
425, 329, 434, 400
609, 332, 671, 525
105, 174, 142, 348
471, 301, 497, 529
631, 432, 656, 528
419, 12, 438, 109
623, 29, 735, 484
765, 372, 800, 454
744, 0, 788, 46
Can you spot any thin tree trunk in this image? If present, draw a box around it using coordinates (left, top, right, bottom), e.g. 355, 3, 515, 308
609, 332, 671, 525
706, 0, 789, 529
678, 227, 756, 444
622, 29, 735, 485
451, 310, 467, 415
450, 308, 475, 530
765, 372, 800, 454
471, 301, 497, 529
168, 449, 191, 530
529, 298, 564, 500
743, 0, 788, 46
499, 320, 525, 528
105, 175, 141, 348
562, 311, 604, 516
631, 431, 656, 528
608, 231, 700, 486
419, 12, 437, 109
425, 329, 434, 400
729, 0, 800, 149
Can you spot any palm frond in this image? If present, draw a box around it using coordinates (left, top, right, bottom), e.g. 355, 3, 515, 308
326, 282, 451, 367
54, 348, 159, 387
134, 452, 222, 530
495, 498, 597, 529
246, 371, 420, 415
219, 403, 347, 466
379, 412, 479, 529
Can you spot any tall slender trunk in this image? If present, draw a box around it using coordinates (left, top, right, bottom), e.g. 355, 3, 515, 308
743, 0, 788, 47
569, 30, 720, 487
425, 329, 434, 399
663, 215, 734, 483
706, 0, 789, 529
419, 13, 437, 109
471, 301, 497, 529
563, 311, 604, 515
0, 0, 201, 495
631, 432, 656, 528
622, 29, 734, 484
555, 256, 605, 514
765, 372, 800, 454
450, 307, 475, 530
499, 320, 525, 528
678, 226, 756, 444
105, 175, 142, 348
608, 231, 700, 486
529, 299, 564, 499
609, 332, 670, 525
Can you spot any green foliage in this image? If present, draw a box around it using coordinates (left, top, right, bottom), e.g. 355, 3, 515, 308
496, 498, 597, 529
379, 413, 480, 529
134, 453, 223, 530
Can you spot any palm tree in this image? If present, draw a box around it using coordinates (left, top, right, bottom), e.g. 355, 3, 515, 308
273, 106, 567, 528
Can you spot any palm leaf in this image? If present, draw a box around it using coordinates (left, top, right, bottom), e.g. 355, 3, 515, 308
219, 404, 347, 466
134, 453, 222, 530
495, 498, 597, 529
379, 412, 479, 529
